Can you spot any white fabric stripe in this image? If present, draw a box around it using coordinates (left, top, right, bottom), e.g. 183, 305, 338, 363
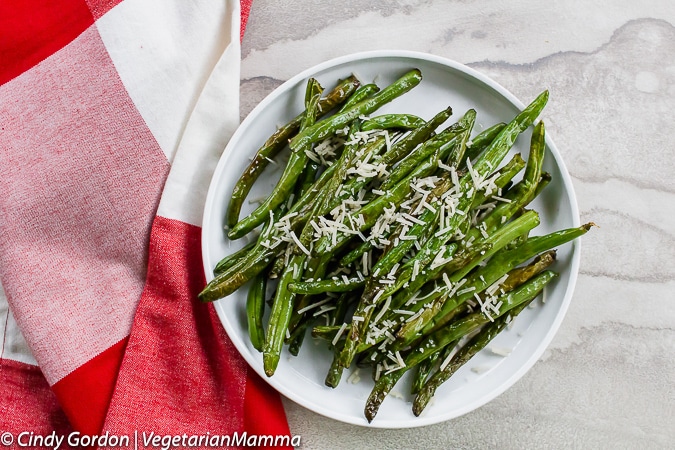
0, 281, 38, 366
96, 0, 238, 162
156, 1, 241, 225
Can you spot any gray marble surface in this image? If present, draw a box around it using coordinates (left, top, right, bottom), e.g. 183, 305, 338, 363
240, 1, 675, 449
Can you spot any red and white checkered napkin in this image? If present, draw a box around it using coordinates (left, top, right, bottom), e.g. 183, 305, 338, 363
0, 0, 291, 447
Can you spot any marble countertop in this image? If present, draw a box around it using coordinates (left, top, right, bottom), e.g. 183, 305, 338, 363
240, 1, 675, 448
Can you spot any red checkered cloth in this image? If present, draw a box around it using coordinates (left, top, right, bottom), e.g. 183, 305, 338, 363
0, 0, 291, 447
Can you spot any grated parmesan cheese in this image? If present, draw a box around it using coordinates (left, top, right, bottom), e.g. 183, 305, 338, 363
489, 346, 512, 357
372, 295, 391, 324
347, 368, 361, 384
297, 298, 332, 315
332, 323, 349, 346
471, 365, 491, 374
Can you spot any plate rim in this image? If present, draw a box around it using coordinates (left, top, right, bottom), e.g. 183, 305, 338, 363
202, 49, 581, 428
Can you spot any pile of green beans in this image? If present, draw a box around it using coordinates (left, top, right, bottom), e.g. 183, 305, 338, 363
199, 68, 593, 422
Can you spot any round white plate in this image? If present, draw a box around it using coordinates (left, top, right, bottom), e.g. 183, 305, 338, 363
202, 50, 580, 428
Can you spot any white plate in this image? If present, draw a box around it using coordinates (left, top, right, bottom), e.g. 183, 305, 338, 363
202, 50, 580, 428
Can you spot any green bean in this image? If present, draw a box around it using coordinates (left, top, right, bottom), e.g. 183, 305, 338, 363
330, 292, 354, 326
423, 224, 594, 336
464, 122, 507, 161
202, 80, 325, 298
263, 253, 305, 376
226, 75, 360, 228
246, 272, 267, 352
412, 299, 532, 416
533, 172, 552, 199
313, 152, 439, 257
523, 122, 546, 184
341, 83, 380, 110
315, 127, 383, 220
361, 114, 426, 131
380, 109, 475, 191
371, 177, 454, 279
394, 248, 548, 341
389, 242, 485, 307
311, 324, 344, 343
399, 92, 548, 284
364, 270, 558, 422
268, 252, 287, 280
325, 348, 345, 388
289, 69, 423, 152
200, 201, 285, 302
502, 249, 557, 287
217, 204, 281, 280
338, 237, 381, 267
456, 210, 540, 280
297, 181, 332, 249
198, 244, 277, 302
395, 210, 540, 342
286, 254, 332, 334
288, 276, 365, 295
269, 158, 329, 277
295, 157, 321, 200
381, 106, 453, 165
469, 153, 525, 210
287, 320, 310, 356
213, 241, 256, 276
468, 121, 547, 242
444, 113, 474, 168
389, 246, 553, 351
410, 345, 448, 396
329, 120, 363, 192
282, 157, 340, 221
472, 91, 548, 176
228, 78, 324, 239
335, 175, 458, 369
